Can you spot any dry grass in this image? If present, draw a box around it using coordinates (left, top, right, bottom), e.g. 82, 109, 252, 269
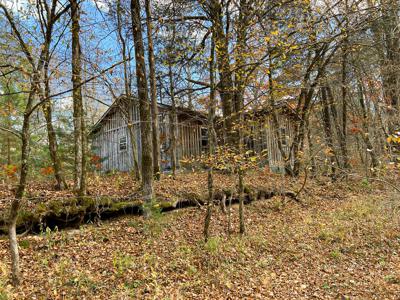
0, 178, 399, 299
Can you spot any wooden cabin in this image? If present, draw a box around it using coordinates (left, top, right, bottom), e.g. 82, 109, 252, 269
90, 96, 207, 172
243, 104, 297, 173
91, 95, 296, 173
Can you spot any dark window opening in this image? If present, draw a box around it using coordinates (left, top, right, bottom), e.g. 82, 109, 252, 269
201, 127, 208, 151
119, 136, 127, 151
280, 128, 287, 146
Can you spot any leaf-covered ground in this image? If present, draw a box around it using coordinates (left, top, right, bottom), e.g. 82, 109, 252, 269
0, 170, 301, 232
0, 170, 294, 209
1, 176, 399, 299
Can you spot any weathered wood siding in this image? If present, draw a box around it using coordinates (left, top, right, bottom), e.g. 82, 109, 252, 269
91, 103, 141, 172
91, 102, 205, 172
248, 114, 295, 173
92, 98, 296, 174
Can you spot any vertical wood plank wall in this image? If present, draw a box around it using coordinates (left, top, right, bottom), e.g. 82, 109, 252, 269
247, 114, 295, 172
91, 102, 296, 173
92, 105, 204, 172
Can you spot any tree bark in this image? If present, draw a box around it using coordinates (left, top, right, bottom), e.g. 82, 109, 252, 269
42, 60, 67, 190
202, 0, 234, 144
340, 37, 350, 170
168, 63, 177, 178
145, 0, 161, 180
9, 84, 36, 286
42, 102, 67, 190
131, 0, 154, 209
71, 0, 86, 198
39, 0, 68, 190
357, 82, 379, 171
235, 0, 249, 234
204, 34, 216, 242
321, 86, 337, 178
116, 0, 141, 180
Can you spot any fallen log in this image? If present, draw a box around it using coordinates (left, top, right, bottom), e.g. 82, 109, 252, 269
0, 187, 301, 235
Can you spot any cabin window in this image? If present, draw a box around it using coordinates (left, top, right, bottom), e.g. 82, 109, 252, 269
280, 128, 287, 146
201, 127, 208, 151
119, 136, 127, 152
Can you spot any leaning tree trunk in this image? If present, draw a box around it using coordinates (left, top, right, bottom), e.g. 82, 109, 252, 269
9, 85, 36, 286
145, 0, 161, 180
6, 97, 12, 165
71, 0, 86, 197
131, 0, 154, 210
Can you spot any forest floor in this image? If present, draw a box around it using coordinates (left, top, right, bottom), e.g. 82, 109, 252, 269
0, 172, 400, 299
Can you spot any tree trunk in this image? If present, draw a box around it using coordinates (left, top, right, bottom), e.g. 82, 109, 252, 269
340, 39, 350, 170
205, 0, 234, 144
42, 61, 67, 190
357, 82, 379, 171
238, 169, 245, 234
291, 89, 314, 176
306, 117, 317, 178
42, 102, 67, 190
204, 167, 213, 242
131, 0, 154, 210
6, 135, 11, 165
127, 111, 141, 181
321, 87, 337, 178
71, 0, 86, 198
9, 84, 36, 286
38, 0, 68, 191
6, 97, 12, 165
116, 0, 141, 180
234, 0, 249, 234
145, 0, 161, 180
371, 0, 399, 131
168, 63, 177, 178
204, 34, 216, 242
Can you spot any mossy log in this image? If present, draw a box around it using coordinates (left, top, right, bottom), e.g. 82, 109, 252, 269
0, 187, 300, 235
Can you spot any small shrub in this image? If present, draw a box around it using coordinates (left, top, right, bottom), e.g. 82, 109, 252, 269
0, 263, 8, 300
384, 275, 400, 284
42, 226, 58, 250
124, 279, 143, 290
187, 264, 198, 276
0, 291, 8, 300
19, 239, 30, 249
204, 237, 220, 254
127, 220, 140, 229
142, 201, 166, 236
322, 283, 330, 290
66, 272, 98, 293
330, 250, 341, 259
113, 252, 134, 276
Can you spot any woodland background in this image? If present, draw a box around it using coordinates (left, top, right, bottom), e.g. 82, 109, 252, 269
0, 0, 399, 298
